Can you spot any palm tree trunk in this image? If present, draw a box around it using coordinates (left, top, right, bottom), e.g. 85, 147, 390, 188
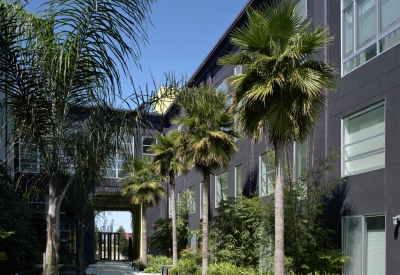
274, 141, 285, 275
170, 170, 178, 266
201, 170, 210, 275
44, 184, 59, 275
141, 205, 148, 266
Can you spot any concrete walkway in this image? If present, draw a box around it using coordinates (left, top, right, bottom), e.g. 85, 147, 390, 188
86, 261, 161, 275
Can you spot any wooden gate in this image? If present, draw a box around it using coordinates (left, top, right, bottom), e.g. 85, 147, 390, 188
98, 232, 120, 260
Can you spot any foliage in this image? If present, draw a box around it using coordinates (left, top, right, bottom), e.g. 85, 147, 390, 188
263, 152, 346, 274
210, 195, 263, 268
180, 248, 202, 265
0, 165, 42, 274
143, 255, 172, 273
149, 190, 192, 256
206, 262, 259, 275
121, 157, 167, 207
116, 226, 129, 259
173, 85, 239, 274
169, 258, 201, 275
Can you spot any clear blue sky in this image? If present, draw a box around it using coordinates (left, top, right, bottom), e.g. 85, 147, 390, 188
26, 0, 248, 232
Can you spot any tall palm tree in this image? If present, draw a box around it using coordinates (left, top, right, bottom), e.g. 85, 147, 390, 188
173, 86, 239, 275
218, 1, 336, 274
151, 130, 185, 266
121, 157, 167, 266
0, 1, 155, 273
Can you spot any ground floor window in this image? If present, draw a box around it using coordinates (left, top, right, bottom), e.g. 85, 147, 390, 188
343, 215, 386, 275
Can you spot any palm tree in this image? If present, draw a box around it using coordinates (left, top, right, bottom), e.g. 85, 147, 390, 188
173, 86, 239, 275
121, 157, 167, 266
0, 1, 155, 273
151, 130, 185, 266
218, 1, 336, 274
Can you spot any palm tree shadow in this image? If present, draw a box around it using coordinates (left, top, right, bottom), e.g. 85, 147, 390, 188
243, 168, 258, 197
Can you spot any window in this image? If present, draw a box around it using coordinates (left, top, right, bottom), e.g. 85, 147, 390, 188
142, 136, 157, 160
19, 139, 39, 173
343, 215, 386, 274
215, 172, 228, 207
29, 194, 48, 212
103, 136, 134, 178
187, 185, 196, 214
260, 152, 275, 196
342, 101, 385, 176
294, 140, 308, 179
234, 65, 242, 75
189, 232, 197, 248
235, 165, 243, 197
342, 0, 400, 75
216, 79, 228, 92
168, 196, 172, 218
296, 0, 307, 20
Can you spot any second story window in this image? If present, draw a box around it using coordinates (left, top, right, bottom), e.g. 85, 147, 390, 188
142, 136, 157, 160
19, 139, 39, 174
260, 151, 275, 197
342, 0, 400, 75
187, 185, 196, 214
342, 101, 385, 176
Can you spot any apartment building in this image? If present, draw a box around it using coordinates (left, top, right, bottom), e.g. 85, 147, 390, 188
145, 0, 400, 274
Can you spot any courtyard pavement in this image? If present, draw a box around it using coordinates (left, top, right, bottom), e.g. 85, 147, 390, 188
86, 261, 161, 275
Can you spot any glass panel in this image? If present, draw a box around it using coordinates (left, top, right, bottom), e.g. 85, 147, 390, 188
344, 134, 384, 161
216, 172, 228, 206
260, 153, 275, 196
357, 0, 376, 47
296, 0, 307, 20
216, 79, 228, 92
235, 165, 242, 197
344, 103, 384, 144
343, 43, 377, 74
143, 137, 156, 146
344, 151, 384, 175
295, 141, 308, 178
343, 0, 353, 8
343, 217, 362, 275
343, 6, 354, 57
188, 186, 196, 214
380, 0, 400, 31
365, 216, 386, 275
380, 26, 400, 52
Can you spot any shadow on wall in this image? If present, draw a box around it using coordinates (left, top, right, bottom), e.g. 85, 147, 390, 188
243, 168, 258, 197
326, 178, 358, 248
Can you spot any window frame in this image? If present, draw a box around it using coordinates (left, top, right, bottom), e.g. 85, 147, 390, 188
103, 135, 134, 179
187, 185, 196, 214
215, 171, 228, 207
235, 164, 243, 197
342, 214, 386, 275
142, 136, 157, 160
19, 139, 40, 174
260, 152, 275, 197
341, 0, 400, 75
341, 101, 385, 176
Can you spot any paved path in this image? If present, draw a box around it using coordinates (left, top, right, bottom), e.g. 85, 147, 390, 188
86, 261, 161, 275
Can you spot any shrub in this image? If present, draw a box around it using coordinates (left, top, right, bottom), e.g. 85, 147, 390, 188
169, 259, 201, 275
207, 262, 259, 275
143, 255, 173, 273
180, 248, 202, 265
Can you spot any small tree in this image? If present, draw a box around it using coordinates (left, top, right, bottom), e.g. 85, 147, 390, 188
116, 226, 129, 259
210, 195, 263, 268
121, 157, 167, 266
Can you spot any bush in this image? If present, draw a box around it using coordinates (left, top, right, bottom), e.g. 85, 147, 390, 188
207, 262, 259, 275
132, 259, 146, 271
180, 248, 202, 265
169, 259, 201, 275
143, 255, 173, 273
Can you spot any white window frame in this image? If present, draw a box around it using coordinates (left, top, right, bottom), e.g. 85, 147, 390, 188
342, 214, 386, 275
341, 101, 385, 176
142, 136, 157, 160
187, 185, 196, 214
341, 0, 400, 75
103, 136, 134, 179
215, 171, 228, 207
19, 139, 39, 174
235, 164, 243, 197
260, 152, 275, 197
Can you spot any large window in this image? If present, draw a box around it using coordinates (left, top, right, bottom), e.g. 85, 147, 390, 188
342, 101, 385, 176
235, 164, 243, 197
215, 171, 228, 207
342, 0, 400, 75
260, 152, 275, 196
294, 140, 308, 179
19, 140, 39, 173
103, 136, 134, 179
187, 185, 196, 214
142, 136, 157, 160
343, 215, 386, 275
